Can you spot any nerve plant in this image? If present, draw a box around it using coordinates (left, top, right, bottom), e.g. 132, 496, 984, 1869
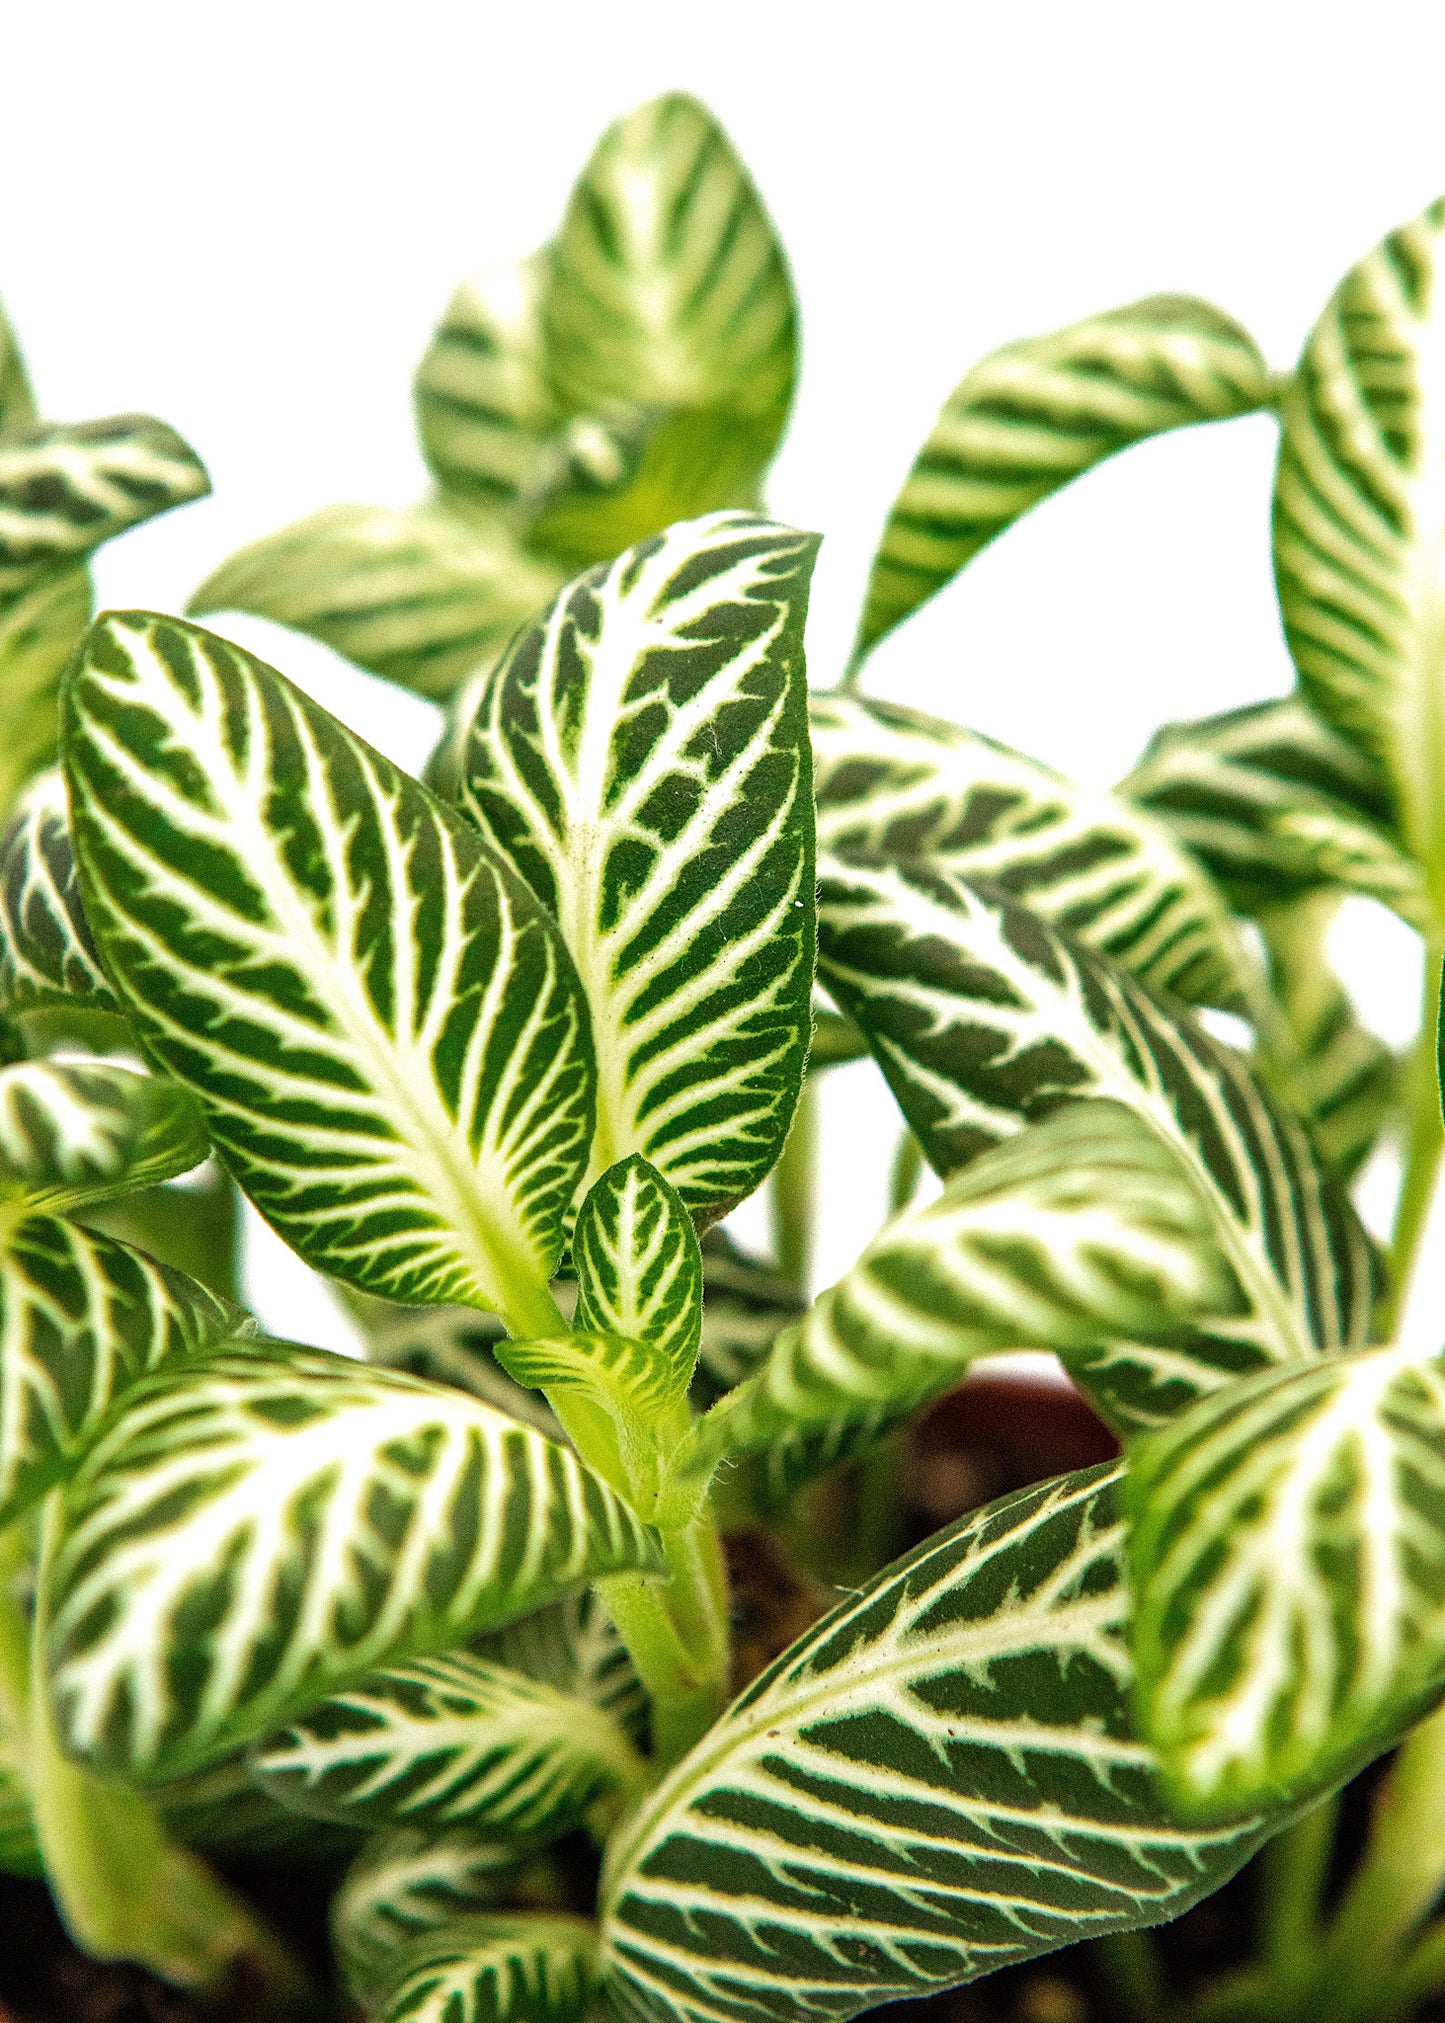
0, 90, 1443, 2023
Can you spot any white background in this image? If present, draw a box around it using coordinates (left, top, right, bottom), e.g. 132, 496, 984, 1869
2, 1, 1441, 1342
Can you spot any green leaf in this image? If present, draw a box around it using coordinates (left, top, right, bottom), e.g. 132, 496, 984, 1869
460, 513, 818, 1221
415, 254, 560, 510
0, 298, 37, 437
188, 501, 566, 700
1274, 195, 1445, 900
63, 611, 596, 1328
602, 1464, 1268, 2023
0, 417, 209, 600
479, 1587, 646, 1747
494, 1330, 688, 1514
687, 1100, 1239, 1473
818, 861, 1375, 1388
333, 1828, 527, 1998
811, 692, 1254, 1010
1126, 1340, 1445, 1821
351, 1295, 562, 1434
251, 1647, 643, 1835
573, 1156, 702, 1387
44, 1344, 664, 1779
0, 1060, 207, 1213
0, 770, 119, 1014
0, 568, 93, 815
0, 1214, 243, 1527
544, 93, 795, 479
858, 296, 1270, 657
379, 1913, 597, 2023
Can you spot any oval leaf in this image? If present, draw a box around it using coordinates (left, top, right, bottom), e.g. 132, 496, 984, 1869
0, 417, 209, 599
602, 1464, 1267, 2023
63, 611, 596, 1324
460, 513, 818, 1220
1128, 1340, 1445, 1822
251, 1648, 642, 1835
573, 1156, 702, 1385
0, 770, 118, 1013
189, 502, 565, 700
379, 1913, 597, 2023
0, 568, 93, 816
334, 1829, 527, 1999
0, 1060, 207, 1213
416, 253, 560, 511
858, 296, 1269, 656
818, 860, 1375, 1391
1273, 196, 1445, 889
44, 1345, 664, 1779
812, 692, 1252, 1009
0, 1214, 243, 1526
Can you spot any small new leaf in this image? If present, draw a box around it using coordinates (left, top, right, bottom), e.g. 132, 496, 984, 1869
415, 254, 560, 511
379, 1913, 597, 2023
189, 502, 565, 700
1127, 1341, 1445, 1820
461, 513, 818, 1220
603, 1465, 1267, 2023
0, 771, 118, 1013
0, 1060, 207, 1213
333, 1829, 526, 2000
494, 1331, 689, 1514
0, 418, 209, 599
63, 612, 596, 1323
251, 1648, 643, 1836
573, 1156, 702, 1383
858, 296, 1269, 656
45, 1345, 664, 1778
0, 569, 93, 816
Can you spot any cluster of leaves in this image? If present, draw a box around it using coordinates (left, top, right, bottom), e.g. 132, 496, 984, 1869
0, 88, 1442, 2023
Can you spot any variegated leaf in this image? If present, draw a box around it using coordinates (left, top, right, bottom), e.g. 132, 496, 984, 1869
544, 93, 795, 490
817, 861, 1374, 1390
351, 1294, 562, 1434
251, 1648, 643, 1834
0, 568, 92, 817
44, 1345, 664, 1779
415, 253, 559, 510
0, 417, 209, 599
189, 502, 565, 700
63, 612, 595, 1332
0, 297, 36, 437
460, 513, 817, 1219
681, 1101, 1238, 1488
0, 1214, 243, 1526
495, 1331, 690, 1514
1127, 1340, 1445, 1821
857, 296, 1269, 657
602, 1464, 1267, 2023
1121, 694, 1404, 914
333, 1829, 526, 1998
811, 691, 1252, 1009
379, 1914, 597, 2023
479, 1587, 646, 1746
573, 1156, 702, 1387
1273, 196, 1445, 897
0, 1060, 207, 1213
0, 770, 118, 1013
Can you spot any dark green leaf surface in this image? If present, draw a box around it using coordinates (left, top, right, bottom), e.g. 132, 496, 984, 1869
0, 771, 118, 1013
379, 1913, 597, 2023
0, 1060, 207, 1213
333, 1829, 526, 1999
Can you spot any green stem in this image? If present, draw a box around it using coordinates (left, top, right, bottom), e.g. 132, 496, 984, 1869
601, 1512, 731, 1770
1257, 1793, 1339, 1984
771, 1081, 815, 1294
18, 1498, 309, 2000
1379, 927, 1445, 1331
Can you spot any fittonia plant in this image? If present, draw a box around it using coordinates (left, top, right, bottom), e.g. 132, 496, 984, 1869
0, 90, 1444, 2023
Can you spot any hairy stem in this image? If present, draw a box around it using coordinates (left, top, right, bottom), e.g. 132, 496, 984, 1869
601, 1512, 731, 1770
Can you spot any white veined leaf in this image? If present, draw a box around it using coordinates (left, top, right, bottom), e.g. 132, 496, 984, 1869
573, 1156, 702, 1390
250, 1647, 644, 1836
189, 501, 566, 700
1127, 1340, 1445, 1821
681, 1101, 1240, 1482
543, 94, 795, 484
333, 1828, 527, 2000
0, 1060, 207, 1213
44, 1344, 665, 1779
0, 568, 92, 817
352, 1295, 562, 1435
0, 417, 209, 599
1120, 694, 1405, 915
495, 1331, 690, 1516
0, 770, 119, 1014
63, 611, 596, 1328
0, 297, 36, 436
479, 1587, 647, 1747
857, 296, 1269, 658
379, 1913, 597, 2023
811, 691, 1254, 1011
0, 1213, 244, 1527
601, 1464, 1269, 2023
459, 513, 818, 1220
818, 860, 1376, 1398
415, 253, 560, 511
1273, 196, 1445, 897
